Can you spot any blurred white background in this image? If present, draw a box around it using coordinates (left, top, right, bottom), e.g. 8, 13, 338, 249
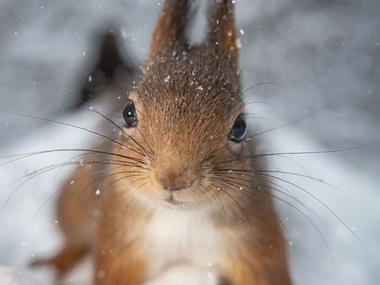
0, 0, 379, 284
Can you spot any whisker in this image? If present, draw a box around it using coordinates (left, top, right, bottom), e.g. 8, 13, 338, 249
207, 179, 254, 233
213, 168, 337, 190
245, 116, 269, 121
129, 181, 149, 197
242, 101, 279, 109
0, 160, 144, 214
276, 154, 311, 176
32, 167, 135, 218
0, 108, 147, 158
45, 76, 152, 158
210, 172, 325, 225
203, 102, 334, 163
216, 138, 380, 168
197, 185, 215, 210
75, 171, 143, 203
117, 35, 142, 76
248, 101, 334, 139
88, 175, 147, 208
239, 81, 283, 98
210, 180, 287, 256
229, 170, 367, 250
201, 183, 226, 230
208, 176, 306, 214
0, 148, 147, 169
53, 152, 109, 180
32, 183, 68, 219
207, 176, 333, 260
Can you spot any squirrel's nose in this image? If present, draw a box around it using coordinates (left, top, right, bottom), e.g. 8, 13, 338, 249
157, 175, 187, 192
156, 167, 193, 191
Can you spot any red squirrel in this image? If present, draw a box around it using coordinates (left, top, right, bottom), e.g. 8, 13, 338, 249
33, 1, 292, 284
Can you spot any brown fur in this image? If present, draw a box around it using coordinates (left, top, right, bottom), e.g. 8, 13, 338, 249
34, 1, 293, 284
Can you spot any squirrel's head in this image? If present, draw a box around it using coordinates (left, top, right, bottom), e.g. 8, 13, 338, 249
116, 0, 250, 210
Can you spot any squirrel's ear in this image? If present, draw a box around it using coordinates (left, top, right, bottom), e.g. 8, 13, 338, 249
207, 0, 239, 69
148, 0, 191, 59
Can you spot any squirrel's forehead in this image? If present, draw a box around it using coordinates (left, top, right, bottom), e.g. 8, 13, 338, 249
139, 89, 241, 118
138, 71, 241, 109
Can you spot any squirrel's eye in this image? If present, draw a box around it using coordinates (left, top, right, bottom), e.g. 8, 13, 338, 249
228, 114, 247, 142
122, 100, 137, 128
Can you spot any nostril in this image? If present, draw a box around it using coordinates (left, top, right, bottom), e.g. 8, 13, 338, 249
162, 185, 185, 192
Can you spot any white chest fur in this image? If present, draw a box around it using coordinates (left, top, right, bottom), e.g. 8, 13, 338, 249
144, 208, 222, 281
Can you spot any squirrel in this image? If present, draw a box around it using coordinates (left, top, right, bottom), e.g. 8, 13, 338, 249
32, 1, 292, 284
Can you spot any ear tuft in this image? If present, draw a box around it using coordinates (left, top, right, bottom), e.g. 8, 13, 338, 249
149, 0, 192, 59
207, 0, 239, 68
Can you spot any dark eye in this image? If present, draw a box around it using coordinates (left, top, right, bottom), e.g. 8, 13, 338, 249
228, 114, 247, 142
122, 100, 137, 128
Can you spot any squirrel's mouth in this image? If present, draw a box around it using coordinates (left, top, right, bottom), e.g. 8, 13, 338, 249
165, 196, 185, 206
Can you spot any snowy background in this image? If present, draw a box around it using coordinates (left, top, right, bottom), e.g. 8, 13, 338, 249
0, 0, 379, 284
